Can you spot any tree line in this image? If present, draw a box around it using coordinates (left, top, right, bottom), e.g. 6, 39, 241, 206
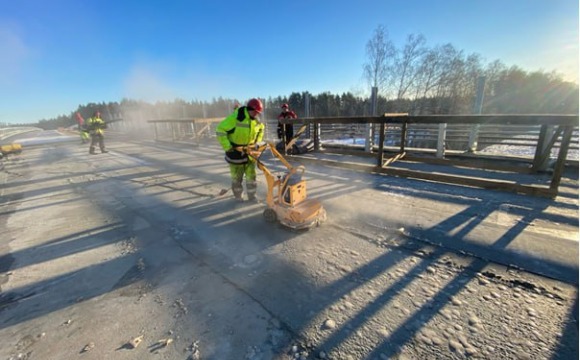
30, 24, 578, 130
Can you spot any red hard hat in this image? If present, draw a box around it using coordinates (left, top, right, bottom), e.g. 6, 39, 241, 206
247, 98, 263, 113
281, 103, 289, 109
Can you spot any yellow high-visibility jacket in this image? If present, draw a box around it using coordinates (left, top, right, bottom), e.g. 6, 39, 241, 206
216, 106, 264, 151
87, 116, 107, 135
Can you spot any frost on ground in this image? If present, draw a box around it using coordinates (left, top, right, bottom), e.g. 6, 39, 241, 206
478, 134, 579, 161
268, 224, 577, 360
0, 136, 577, 360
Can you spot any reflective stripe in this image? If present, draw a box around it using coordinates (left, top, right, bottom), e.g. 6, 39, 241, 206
225, 155, 248, 164
216, 131, 227, 136
236, 123, 250, 128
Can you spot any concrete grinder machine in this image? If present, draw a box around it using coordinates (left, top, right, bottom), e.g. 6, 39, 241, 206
236, 142, 326, 230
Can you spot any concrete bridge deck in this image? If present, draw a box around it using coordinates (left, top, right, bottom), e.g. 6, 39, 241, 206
0, 131, 577, 359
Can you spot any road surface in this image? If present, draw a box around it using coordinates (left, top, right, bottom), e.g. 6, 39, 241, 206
0, 131, 577, 359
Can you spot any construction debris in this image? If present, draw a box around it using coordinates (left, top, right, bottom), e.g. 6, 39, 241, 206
81, 342, 95, 353
128, 335, 144, 349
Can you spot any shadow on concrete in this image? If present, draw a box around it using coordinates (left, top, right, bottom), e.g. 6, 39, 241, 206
1, 139, 576, 359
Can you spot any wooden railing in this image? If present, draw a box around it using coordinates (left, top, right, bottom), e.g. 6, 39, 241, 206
147, 118, 223, 144
279, 114, 579, 198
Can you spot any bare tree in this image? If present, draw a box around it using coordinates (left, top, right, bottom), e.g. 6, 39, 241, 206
363, 25, 396, 97
393, 33, 427, 108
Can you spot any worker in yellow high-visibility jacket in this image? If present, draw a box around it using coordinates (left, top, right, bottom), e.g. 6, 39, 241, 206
216, 98, 265, 201
87, 111, 108, 154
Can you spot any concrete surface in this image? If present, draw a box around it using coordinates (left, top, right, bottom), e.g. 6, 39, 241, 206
0, 131, 577, 360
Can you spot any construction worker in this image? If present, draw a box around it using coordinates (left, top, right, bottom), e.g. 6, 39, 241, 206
277, 103, 297, 153
216, 98, 265, 201
75, 112, 90, 144
87, 111, 108, 154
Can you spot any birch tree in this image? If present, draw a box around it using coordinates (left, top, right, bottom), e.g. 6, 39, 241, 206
363, 25, 396, 97
393, 33, 427, 106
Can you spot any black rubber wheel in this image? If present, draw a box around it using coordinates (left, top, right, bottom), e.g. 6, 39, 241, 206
263, 208, 277, 223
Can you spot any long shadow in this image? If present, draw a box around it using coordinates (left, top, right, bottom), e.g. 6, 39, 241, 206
0, 155, 223, 332
365, 200, 577, 358
0, 196, 83, 217
0, 223, 125, 272
108, 140, 580, 358
313, 191, 495, 354
366, 257, 488, 359
0, 169, 114, 190
552, 291, 579, 360
2, 139, 575, 358
308, 182, 576, 358
123, 140, 578, 284
0, 253, 141, 329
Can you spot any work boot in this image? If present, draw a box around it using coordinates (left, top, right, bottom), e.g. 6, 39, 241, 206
233, 189, 244, 202
101, 149, 108, 153
232, 182, 243, 201
89, 147, 96, 155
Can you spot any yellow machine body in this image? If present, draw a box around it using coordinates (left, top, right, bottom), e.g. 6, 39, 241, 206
240, 143, 326, 230
0, 143, 22, 156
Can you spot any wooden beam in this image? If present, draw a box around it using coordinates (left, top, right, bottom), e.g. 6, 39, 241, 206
195, 123, 211, 137
147, 117, 223, 124
377, 122, 386, 167
383, 152, 406, 167
293, 156, 555, 197
532, 126, 564, 172
403, 154, 534, 174
283, 114, 578, 126
550, 126, 574, 192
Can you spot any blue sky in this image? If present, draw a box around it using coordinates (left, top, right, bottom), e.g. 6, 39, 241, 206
1, 0, 578, 124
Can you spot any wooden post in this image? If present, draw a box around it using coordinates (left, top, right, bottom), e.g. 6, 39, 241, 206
192, 120, 198, 145
535, 126, 563, 172
305, 93, 311, 139
549, 126, 573, 194
314, 121, 320, 151
400, 120, 407, 153
366, 86, 378, 152
377, 120, 386, 167
436, 123, 447, 158
532, 125, 557, 172
533, 124, 548, 169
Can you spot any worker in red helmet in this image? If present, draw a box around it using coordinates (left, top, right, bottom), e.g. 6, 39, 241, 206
216, 98, 265, 201
75, 112, 90, 144
87, 110, 108, 154
277, 103, 297, 154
